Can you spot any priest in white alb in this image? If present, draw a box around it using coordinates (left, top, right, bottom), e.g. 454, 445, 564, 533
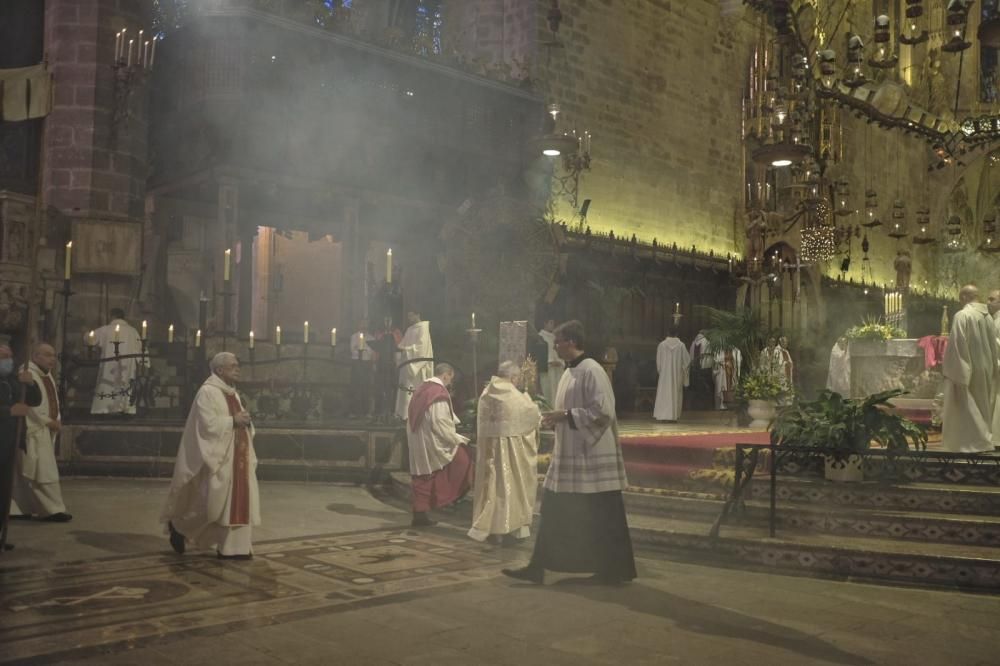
654, 329, 690, 422
941, 285, 1000, 453
13, 343, 71, 522
162, 352, 259, 559
468, 361, 541, 545
826, 337, 851, 396
502, 320, 635, 585
712, 346, 742, 410
395, 310, 434, 421
989, 289, 1000, 447
537, 317, 563, 407
407, 363, 473, 526
90, 308, 148, 415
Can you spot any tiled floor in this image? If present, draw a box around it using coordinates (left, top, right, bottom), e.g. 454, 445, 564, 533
2, 479, 999, 665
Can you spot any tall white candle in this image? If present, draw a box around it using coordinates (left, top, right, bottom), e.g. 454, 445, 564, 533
331, 327, 337, 346
359, 332, 365, 350
675, 302, 680, 314
471, 312, 476, 329
114, 323, 121, 342
88, 330, 96, 346
195, 329, 202, 348
303, 321, 310, 344
168, 323, 174, 343
275, 325, 282, 345
386, 248, 393, 283
149, 36, 157, 68
223, 248, 231, 281
249, 330, 255, 349
115, 31, 122, 62
141, 320, 147, 339
127, 39, 134, 66
64, 241, 72, 279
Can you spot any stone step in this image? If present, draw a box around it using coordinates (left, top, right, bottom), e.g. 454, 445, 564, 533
624, 489, 1000, 549
627, 513, 1000, 592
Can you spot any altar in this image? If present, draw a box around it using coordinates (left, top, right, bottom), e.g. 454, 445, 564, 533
848, 338, 942, 400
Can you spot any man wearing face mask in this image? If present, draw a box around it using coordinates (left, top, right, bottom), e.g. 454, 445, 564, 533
0, 344, 43, 552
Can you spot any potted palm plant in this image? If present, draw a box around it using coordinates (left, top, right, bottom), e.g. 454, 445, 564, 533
770, 388, 927, 482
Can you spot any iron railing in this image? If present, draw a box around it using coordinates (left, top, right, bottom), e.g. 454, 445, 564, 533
710, 443, 1000, 540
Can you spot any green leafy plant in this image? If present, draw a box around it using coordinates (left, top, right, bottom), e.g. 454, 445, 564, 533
736, 363, 788, 401
771, 388, 928, 453
844, 316, 906, 341
697, 305, 767, 370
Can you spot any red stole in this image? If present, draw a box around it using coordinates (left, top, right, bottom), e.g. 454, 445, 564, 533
222, 391, 250, 526
408, 380, 452, 431
40, 373, 59, 421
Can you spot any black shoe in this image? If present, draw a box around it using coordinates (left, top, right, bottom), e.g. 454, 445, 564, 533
411, 513, 437, 527
2, 543, 13, 551
501, 533, 525, 547
585, 573, 627, 586
9, 514, 31, 521
217, 551, 253, 560
168, 521, 186, 555
501, 566, 544, 585
42, 512, 72, 523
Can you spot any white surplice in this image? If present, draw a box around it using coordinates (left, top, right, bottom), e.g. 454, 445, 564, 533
545, 357, 627, 493
654, 337, 690, 421
395, 321, 434, 420
689, 333, 713, 370
468, 377, 540, 541
161, 374, 260, 555
13, 361, 66, 517
942, 302, 1000, 453
90, 319, 148, 415
994, 312, 1000, 447
538, 329, 563, 407
712, 348, 742, 410
826, 341, 851, 396
407, 377, 468, 475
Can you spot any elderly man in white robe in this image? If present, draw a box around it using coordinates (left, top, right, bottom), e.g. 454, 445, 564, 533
407, 363, 472, 527
162, 352, 259, 559
468, 361, 541, 545
90, 308, 148, 415
712, 347, 742, 410
12, 343, 71, 522
826, 337, 851, 396
503, 320, 636, 586
942, 285, 1000, 453
654, 329, 690, 422
395, 310, 434, 421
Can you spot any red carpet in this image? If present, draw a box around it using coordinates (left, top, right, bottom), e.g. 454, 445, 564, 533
620, 431, 771, 487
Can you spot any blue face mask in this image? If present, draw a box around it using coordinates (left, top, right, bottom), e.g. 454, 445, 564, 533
0, 359, 13, 376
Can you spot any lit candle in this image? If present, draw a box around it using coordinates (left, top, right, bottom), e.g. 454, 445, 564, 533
118, 28, 126, 61
249, 330, 255, 349
141, 319, 147, 340
331, 327, 337, 346
137, 30, 144, 65
386, 248, 393, 283
471, 312, 476, 329
143, 40, 150, 67
168, 323, 174, 343
114, 323, 121, 342
64, 241, 72, 279
224, 248, 231, 282
149, 36, 157, 68
88, 330, 96, 346
675, 302, 680, 314
303, 320, 310, 344
127, 39, 134, 66
195, 329, 202, 348
115, 31, 122, 62
275, 325, 282, 345
359, 332, 365, 350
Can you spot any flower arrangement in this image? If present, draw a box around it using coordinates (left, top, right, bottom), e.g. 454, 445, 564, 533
844, 317, 906, 341
736, 363, 788, 401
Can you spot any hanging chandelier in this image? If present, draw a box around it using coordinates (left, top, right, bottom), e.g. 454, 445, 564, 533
888, 199, 909, 239
913, 206, 936, 244
944, 215, 966, 252
800, 198, 836, 262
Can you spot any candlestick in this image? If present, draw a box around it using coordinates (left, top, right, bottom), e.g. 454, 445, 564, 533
275, 325, 281, 346
141, 319, 147, 340
331, 327, 337, 347
64, 241, 72, 279
87, 330, 96, 346
114, 323, 121, 343
127, 39, 134, 66
224, 248, 231, 282
386, 248, 393, 283
303, 320, 310, 344
168, 324, 174, 343
195, 329, 202, 348
249, 330, 255, 349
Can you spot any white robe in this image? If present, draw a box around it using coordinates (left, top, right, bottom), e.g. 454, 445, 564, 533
468, 377, 540, 541
407, 377, 468, 475
90, 319, 147, 415
689, 333, 713, 370
395, 321, 434, 420
161, 374, 260, 555
544, 357, 627, 493
712, 348, 742, 410
538, 329, 563, 407
942, 302, 1000, 453
14, 361, 66, 517
994, 312, 1000, 447
654, 337, 690, 421
826, 342, 851, 396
